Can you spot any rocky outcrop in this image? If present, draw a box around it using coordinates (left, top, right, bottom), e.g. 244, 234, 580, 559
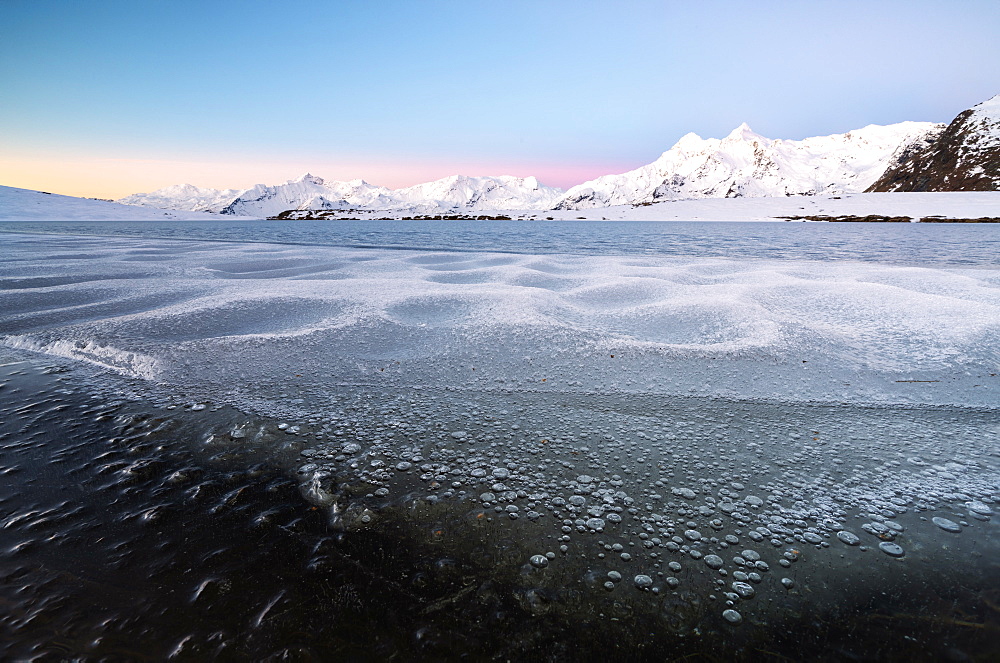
867, 95, 1000, 192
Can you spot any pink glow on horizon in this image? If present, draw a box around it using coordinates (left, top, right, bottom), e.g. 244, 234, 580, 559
370, 159, 642, 191
0, 152, 642, 199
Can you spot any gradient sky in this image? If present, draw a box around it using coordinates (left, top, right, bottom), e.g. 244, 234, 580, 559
2, 0, 999, 198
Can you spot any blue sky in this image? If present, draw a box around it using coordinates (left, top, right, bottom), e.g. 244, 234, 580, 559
1, 0, 998, 197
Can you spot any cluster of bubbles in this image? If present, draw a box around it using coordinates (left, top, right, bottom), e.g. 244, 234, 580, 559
266, 386, 999, 627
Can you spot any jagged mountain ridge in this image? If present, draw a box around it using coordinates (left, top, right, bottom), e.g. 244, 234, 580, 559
117, 95, 1000, 215
118, 183, 243, 213
553, 122, 943, 209
121, 174, 563, 216
867, 95, 1000, 192
220, 174, 394, 217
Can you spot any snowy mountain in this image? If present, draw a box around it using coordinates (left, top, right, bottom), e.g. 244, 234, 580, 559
867, 95, 1000, 192
218, 173, 562, 216
218, 174, 393, 217
118, 183, 242, 213
553, 122, 943, 209
117, 173, 562, 217
391, 175, 562, 211
6, 183, 997, 223
114, 96, 1000, 215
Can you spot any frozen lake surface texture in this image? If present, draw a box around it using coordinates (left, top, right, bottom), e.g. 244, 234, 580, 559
1, 218, 998, 659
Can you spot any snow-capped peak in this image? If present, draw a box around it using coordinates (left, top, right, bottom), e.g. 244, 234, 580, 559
192, 173, 565, 217
120, 95, 1000, 216
671, 132, 705, 153
554, 121, 943, 209
723, 122, 766, 144
292, 173, 325, 185
967, 94, 1000, 149
117, 183, 242, 213
391, 174, 562, 211
971, 93, 1000, 116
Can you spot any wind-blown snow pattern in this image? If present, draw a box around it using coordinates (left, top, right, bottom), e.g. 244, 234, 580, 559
2, 232, 997, 410
118, 183, 242, 213
554, 122, 943, 209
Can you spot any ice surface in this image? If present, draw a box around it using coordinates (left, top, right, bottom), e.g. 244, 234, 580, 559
1, 230, 997, 632
1, 233, 997, 408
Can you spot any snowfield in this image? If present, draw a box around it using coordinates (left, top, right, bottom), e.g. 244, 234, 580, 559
530, 191, 1000, 222
0, 186, 252, 220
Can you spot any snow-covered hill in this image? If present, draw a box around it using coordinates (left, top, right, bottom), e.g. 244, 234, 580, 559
868, 94, 1000, 192
117, 183, 242, 213
553, 122, 943, 209
0, 185, 245, 220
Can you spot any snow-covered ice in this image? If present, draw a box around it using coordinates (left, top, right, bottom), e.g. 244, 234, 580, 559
0, 227, 997, 636
1, 231, 997, 406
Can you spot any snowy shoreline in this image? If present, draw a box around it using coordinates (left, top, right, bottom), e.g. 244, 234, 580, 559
277, 191, 1000, 223
2, 184, 998, 223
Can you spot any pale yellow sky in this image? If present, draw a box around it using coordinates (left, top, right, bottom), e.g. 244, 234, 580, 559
0, 154, 441, 200
0, 153, 620, 200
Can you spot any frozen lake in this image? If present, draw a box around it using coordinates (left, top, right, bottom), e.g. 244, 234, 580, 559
1, 219, 998, 659
3, 216, 1000, 265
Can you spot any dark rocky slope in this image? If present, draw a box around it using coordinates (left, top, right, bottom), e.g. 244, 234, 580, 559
868, 95, 1000, 192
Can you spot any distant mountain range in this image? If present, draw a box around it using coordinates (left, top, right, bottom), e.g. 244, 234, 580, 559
118, 183, 242, 214
117, 94, 999, 216
220, 174, 562, 217
119, 174, 562, 216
